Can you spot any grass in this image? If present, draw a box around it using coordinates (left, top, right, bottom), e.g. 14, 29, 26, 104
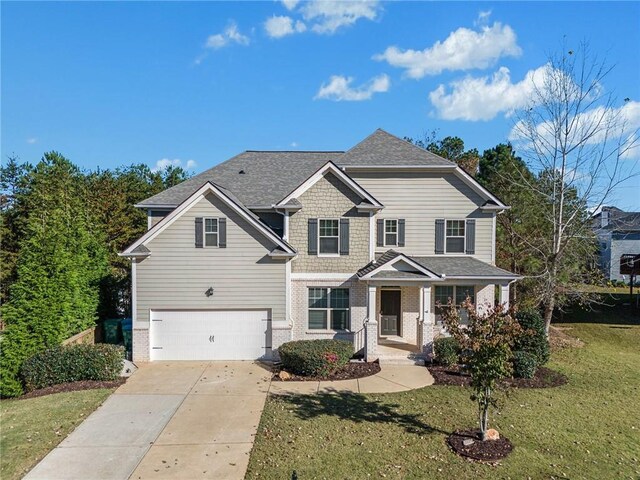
0, 388, 114, 480
247, 316, 640, 479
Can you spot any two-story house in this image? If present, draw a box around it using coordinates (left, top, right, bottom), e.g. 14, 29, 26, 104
121, 129, 520, 363
593, 206, 640, 283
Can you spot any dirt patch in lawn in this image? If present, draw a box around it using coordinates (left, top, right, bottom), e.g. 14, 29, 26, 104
19, 379, 126, 399
549, 325, 585, 350
272, 361, 381, 382
428, 365, 567, 388
448, 429, 513, 462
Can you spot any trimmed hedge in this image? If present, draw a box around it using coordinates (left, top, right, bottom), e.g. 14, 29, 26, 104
278, 339, 354, 377
434, 337, 460, 366
514, 309, 550, 366
512, 350, 538, 379
20, 343, 124, 392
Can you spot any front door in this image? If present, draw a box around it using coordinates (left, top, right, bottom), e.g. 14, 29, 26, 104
380, 290, 401, 336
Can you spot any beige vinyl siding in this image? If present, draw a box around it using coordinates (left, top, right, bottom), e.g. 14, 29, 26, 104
135, 193, 286, 329
351, 171, 495, 263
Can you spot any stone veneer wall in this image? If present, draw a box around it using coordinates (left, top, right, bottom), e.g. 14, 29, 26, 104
291, 278, 368, 342
289, 172, 370, 273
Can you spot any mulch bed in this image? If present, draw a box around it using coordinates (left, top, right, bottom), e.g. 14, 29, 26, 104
428, 365, 568, 388
447, 429, 513, 462
19, 379, 126, 400
272, 361, 381, 382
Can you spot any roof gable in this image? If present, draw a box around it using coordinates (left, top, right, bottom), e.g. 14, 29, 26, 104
121, 182, 295, 257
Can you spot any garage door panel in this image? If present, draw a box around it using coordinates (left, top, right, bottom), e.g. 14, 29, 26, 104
150, 310, 270, 361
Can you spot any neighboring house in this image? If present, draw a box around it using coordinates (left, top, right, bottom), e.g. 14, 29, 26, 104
121, 129, 520, 363
593, 206, 640, 283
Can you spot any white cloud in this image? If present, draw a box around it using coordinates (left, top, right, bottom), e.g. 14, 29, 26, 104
374, 21, 521, 78
290, 141, 299, 147
264, 15, 306, 38
205, 21, 250, 50
26, 137, 37, 144
429, 65, 551, 121
315, 74, 390, 101
152, 158, 197, 172
475, 10, 492, 26
300, 0, 380, 34
509, 100, 640, 158
282, 0, 299, 11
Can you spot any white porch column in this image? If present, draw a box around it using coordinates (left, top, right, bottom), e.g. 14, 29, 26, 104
498, 283, 510, 310
419, 284, 435, 356
365, 284, 378, 361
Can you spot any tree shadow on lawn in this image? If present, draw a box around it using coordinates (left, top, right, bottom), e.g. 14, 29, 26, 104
277, 392, 450, 437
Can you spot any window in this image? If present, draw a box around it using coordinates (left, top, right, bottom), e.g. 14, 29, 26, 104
319, 219, 339, 255
434, 285, 475, 323
308, 287, 350, 330
445, 220, 465, 253
384, 219, 398, 246
204, 218, 218, 247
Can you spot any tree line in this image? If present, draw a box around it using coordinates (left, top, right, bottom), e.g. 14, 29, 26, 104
0, 153, 190, 396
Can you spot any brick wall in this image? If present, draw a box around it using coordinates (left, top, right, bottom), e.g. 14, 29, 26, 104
133, 328, 149, 362
289, 172, 370, 273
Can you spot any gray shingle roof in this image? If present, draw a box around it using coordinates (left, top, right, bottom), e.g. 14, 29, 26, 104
357, 250, 519, 279
137, 129, 454, 208
340, 129, 454, 167
369, 270, 428, 279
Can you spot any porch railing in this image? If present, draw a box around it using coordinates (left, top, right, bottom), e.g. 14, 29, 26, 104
353, 326, 366, 356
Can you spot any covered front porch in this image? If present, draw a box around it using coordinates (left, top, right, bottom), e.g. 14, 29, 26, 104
356, 251, 519, 363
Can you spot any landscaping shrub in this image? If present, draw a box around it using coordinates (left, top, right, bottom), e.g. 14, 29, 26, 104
512, 350, 538, 379
278, 340, 354, 377
434, 337, 460, 366
20, 343, 124, 392
514, 309, 550, 365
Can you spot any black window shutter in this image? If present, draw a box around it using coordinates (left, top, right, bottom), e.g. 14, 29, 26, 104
195, 217, 203, 248
398, 219, 405, 247
435, 219, 445, 254
308, 218, 318, 255
340, 218, 349, 255
218, 218, 227, 248
376, 219, 384, 247
465, 219, 475, 254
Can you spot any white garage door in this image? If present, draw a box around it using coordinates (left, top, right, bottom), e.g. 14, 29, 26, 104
149, 310, 270, 361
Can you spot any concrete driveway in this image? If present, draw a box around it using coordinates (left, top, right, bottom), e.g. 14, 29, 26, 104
25, 361, 271, 480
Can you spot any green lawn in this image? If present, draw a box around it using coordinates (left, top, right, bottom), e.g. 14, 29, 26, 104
0, 388, 114, 480
247, 319, 640, 479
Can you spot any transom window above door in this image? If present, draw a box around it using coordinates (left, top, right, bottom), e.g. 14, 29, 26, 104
445, 220, 465, 253
384, 219, 398, 246
319, 219, 339, 255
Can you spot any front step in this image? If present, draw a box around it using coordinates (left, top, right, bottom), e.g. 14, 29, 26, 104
376, 354, 426, 366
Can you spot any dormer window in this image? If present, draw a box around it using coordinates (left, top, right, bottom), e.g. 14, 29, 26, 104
445, 220, 465, 253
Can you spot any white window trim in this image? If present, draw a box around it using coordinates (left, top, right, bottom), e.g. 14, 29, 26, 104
445, 219, 466, 254
307, 287, 351, 332
203, 217, 219, 248
383, 219, 399, 247
318, 218, 340, 257
434, 285, 476, 322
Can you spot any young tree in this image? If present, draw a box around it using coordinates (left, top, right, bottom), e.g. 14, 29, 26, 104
442, 301, 523, 441
509, 42, 638, 330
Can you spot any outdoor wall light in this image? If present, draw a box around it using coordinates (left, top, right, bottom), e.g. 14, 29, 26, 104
205, 287, 214, 297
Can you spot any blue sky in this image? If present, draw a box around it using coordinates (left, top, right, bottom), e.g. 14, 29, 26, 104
2, 1, 639, 208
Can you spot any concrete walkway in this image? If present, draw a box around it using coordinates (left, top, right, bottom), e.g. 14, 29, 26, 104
268, 364, 434, 395
25, 361, 271, 480
25, 362, 432, 480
